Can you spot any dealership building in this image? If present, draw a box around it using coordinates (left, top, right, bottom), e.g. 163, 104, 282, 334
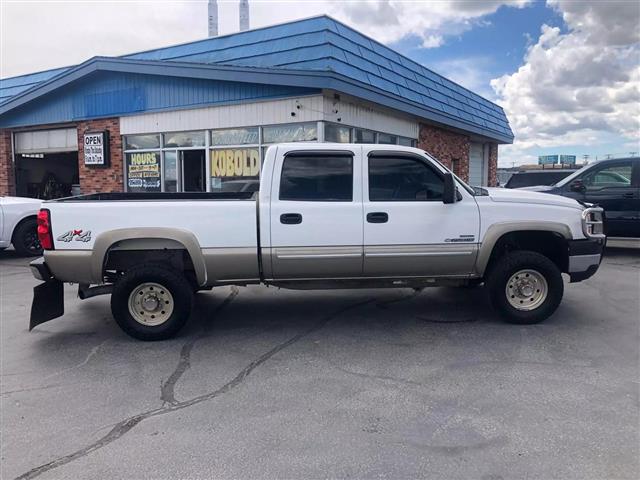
0, 15, 513, 199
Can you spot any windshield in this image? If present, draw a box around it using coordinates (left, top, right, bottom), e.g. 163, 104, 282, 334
505, 171, 574, 188
553, 163, 593, 187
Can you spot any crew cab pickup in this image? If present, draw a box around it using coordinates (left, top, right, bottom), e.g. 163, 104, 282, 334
30, 144, 606, 340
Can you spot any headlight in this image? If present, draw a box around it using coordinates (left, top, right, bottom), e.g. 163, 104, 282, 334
581, 207, 605, 238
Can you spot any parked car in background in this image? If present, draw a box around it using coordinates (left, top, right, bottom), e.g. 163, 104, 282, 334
505, 169, 577, 189
0, 196, 43, 256
522, 157, 640, 238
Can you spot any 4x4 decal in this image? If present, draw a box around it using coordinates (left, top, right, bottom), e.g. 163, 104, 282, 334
57, 229, 92, 243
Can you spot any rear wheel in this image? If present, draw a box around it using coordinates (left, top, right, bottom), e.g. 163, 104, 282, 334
111, 264, 193, 340
12, 218, 42, 256
486, 250, 563, 324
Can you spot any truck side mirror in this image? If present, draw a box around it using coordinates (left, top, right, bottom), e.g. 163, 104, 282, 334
443, 173, 457, 204
570, 179, 585, 192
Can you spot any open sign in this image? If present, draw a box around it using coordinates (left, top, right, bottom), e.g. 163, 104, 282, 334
83, 131, 110, 166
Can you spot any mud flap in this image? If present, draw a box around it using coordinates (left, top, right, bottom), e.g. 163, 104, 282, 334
29, 280, 64, 330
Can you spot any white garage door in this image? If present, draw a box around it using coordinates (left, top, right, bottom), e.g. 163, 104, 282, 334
469, 142, 488, 186
14, 128, 77, 154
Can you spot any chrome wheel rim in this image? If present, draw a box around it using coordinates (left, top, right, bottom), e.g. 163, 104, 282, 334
128, 282, 174, 326
505, 269, 548, 311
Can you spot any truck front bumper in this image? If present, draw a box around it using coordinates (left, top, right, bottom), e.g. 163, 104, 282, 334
568, 237, 606, 283
29, 257, 64, 330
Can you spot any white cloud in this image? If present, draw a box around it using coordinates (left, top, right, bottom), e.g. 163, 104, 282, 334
493, 0, 640, 165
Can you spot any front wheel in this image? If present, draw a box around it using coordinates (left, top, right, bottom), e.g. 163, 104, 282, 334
111, 265, 193, 340
486, 250, 564, 325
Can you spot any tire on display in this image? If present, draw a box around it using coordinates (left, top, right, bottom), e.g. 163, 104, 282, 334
12, 218, 42, 256
486, 250, 564, 325
111, 264, 193, 341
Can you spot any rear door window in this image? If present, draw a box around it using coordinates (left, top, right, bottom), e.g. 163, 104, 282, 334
279, 155, 353, 201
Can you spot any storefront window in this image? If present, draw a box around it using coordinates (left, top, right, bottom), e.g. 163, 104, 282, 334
398, 136, 415, 147
354, 129, 376, 143
263, 123, 317, 143
211, 127, 259, 146
125, 151, 161, 192
378, 133, 398, 145
163, 131, 205, 148
210, 147, 260, 192
163, 151, 178, 192
325, 123, 351, 143
125, 134, 160, 150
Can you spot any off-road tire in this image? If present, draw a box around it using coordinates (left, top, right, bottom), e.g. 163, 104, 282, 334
111, 264, 193, 341
12, 218, 42, 256
486, 250, 563, 325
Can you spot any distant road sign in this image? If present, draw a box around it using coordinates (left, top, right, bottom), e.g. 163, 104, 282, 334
538, 155, 559, 165
559, 155, 576, 165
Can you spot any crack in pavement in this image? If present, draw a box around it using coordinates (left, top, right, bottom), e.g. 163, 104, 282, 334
15, 297, 373, 480
160, 286, 239, 405
44, 340, 109, 381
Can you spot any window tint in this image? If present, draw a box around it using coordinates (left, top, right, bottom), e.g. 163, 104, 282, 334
369, 156, 443, 201
280, 155, 353, 201
584, 163, 632, 187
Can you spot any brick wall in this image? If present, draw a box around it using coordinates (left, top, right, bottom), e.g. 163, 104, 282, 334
418, 123, 470, 181
488, 143, 498, 187
0, 129, 16, 196
77, 118, 124, 194
418, 123, 500, 186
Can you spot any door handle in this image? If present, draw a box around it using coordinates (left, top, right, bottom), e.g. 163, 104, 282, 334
367, 212, 389, 223
622, 192, 634, 198
280, 213, 302, 225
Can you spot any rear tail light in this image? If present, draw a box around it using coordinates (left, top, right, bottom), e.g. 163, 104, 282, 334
37, 209, 54, 250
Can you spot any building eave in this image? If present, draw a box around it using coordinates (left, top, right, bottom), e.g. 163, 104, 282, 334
0, 56, 513, 143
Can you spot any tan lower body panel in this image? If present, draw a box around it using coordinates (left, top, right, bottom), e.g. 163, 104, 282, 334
202, 247, 260, 285
44, 250, 94, 284
363, 243, 478, 277
270, 245, 363, 279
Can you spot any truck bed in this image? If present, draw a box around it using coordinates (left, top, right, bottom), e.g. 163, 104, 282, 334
51, 192, 256, 202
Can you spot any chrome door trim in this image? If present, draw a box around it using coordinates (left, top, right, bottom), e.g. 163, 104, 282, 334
276, 253, 362, 259
365, 251, 473, 258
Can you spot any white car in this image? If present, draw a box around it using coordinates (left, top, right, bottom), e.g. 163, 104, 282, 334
29, 143, 605, 340
0, 196, 43, 256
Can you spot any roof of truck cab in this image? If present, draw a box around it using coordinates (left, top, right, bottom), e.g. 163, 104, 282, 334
0, 15, 513, 143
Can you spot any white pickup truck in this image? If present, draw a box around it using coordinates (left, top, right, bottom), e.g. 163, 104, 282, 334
30, 144, 605, 340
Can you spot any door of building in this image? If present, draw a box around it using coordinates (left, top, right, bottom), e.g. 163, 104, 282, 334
180, 150, 206, 192
469, 142, 488, 187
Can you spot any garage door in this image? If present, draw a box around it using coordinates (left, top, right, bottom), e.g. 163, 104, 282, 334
14, 128, 77, 154
469, 142, 488, 186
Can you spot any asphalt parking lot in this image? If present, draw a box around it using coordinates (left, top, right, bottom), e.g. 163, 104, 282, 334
1, 249, 639, 480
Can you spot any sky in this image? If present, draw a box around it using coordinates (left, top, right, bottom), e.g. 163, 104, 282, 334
1, 0, 639, 166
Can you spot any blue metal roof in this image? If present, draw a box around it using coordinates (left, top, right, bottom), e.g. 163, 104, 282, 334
0, 15, 513, 142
